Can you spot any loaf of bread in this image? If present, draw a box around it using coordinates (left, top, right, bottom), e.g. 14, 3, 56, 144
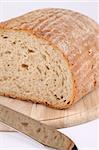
0, 8, 99, 109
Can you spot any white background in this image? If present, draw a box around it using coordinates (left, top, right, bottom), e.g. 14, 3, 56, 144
0, 1, 99, 150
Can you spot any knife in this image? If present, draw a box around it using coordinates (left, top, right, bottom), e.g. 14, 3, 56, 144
0, 103, 77, 150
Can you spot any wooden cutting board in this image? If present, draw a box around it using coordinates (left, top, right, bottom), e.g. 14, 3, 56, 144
0, 87, 99, 131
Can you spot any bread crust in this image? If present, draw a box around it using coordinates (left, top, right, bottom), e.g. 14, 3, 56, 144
0, 8, 99, 109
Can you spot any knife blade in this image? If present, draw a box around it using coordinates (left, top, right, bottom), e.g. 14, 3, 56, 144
0, 103, 77, 150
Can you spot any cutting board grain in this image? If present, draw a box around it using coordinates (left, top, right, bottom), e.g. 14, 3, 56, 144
0, 87, 99, 130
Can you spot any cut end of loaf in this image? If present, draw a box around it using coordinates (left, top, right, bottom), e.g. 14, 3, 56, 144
0, 29, 73, 109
